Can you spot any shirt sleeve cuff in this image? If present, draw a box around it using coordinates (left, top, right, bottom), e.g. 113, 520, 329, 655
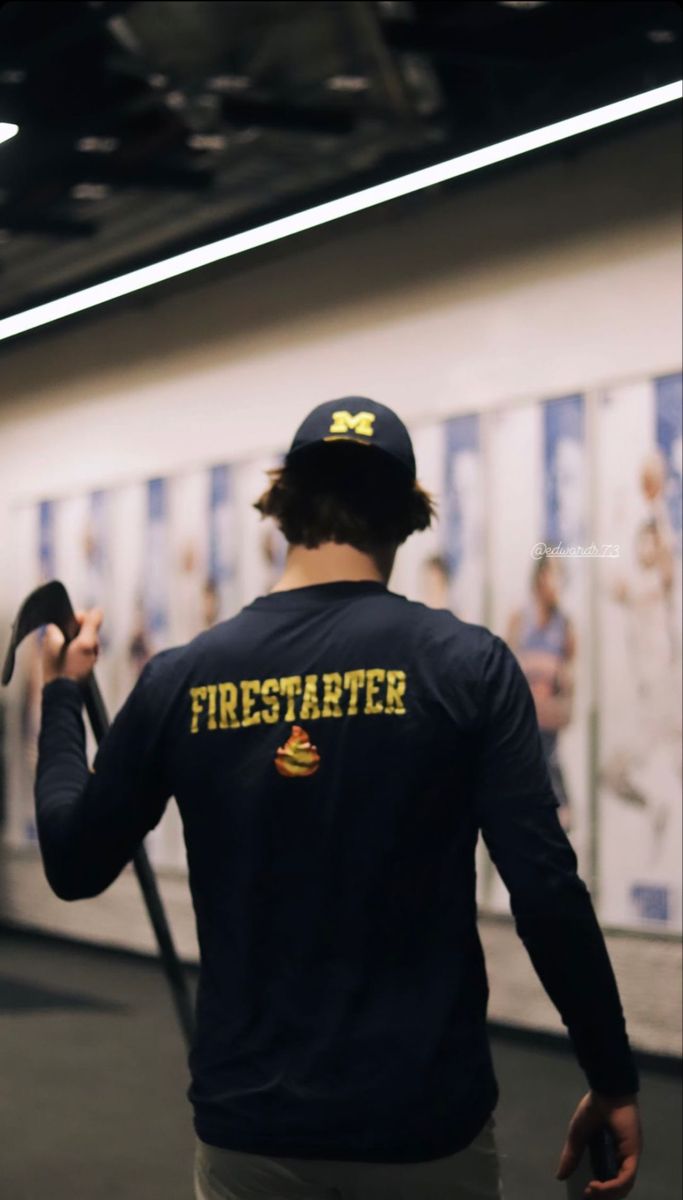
42, 677, 84, 708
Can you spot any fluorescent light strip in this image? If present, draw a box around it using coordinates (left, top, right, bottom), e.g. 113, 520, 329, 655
0, 122, 19, 147
1, 80, 681, 342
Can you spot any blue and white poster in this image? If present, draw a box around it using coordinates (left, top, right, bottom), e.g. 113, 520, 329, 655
483, 396, 590, 913
392, 417, 485, 619
441, 414, 485, 623
15, 501, 57, 845
137, 479, 172, 864
168, 469, 210, 644
596, 374, 682, 932
235, 455, 288, 604
38, 499, 56, 584
209, 464, 240, 620
144, 477, 170, 657
78, 490, 116, 705
535, 394, 588, 845
390, 422, 443, 605
81, 491, 110, 611
52, 489, 117, 753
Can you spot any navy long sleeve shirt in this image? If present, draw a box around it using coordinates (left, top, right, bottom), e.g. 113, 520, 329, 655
35, 580, 639, 1162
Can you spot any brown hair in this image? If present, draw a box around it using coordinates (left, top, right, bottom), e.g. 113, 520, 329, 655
254, 441, 436, 554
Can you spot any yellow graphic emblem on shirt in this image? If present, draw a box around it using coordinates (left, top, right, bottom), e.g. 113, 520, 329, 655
275, 725, 321, 778
326, 411, 376, 439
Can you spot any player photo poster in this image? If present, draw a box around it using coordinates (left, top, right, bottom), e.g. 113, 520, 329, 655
169, 468, 210, 646
537, 395, 590, 864
143, 478, 170, 657
208, 464, 240, 620
442, 414, 486, 624
10, 501, 58, 846
234, 455, 287, 605
596, 374, 682, 931
78, 490, 116, 706
139, 478, 174, 865
393, 416, 485, 620
483, 396, 590, 913
392, 422, 444, 604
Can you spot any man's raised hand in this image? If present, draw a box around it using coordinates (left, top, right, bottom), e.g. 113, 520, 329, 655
42, 608, 103, 685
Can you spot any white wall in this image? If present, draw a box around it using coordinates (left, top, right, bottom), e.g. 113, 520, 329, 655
1, 116, 681, 1053
1, 120, 680, 528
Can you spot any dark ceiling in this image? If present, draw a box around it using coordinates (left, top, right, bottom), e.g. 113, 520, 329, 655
0, 0, 681, 320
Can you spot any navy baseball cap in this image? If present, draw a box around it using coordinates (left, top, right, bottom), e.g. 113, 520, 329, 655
286, 397, 416, 482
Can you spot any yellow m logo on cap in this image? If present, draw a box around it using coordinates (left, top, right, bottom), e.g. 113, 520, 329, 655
328, 411, 376, 438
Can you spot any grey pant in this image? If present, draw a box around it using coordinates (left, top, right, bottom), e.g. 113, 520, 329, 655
194, 1117, 503, 1200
